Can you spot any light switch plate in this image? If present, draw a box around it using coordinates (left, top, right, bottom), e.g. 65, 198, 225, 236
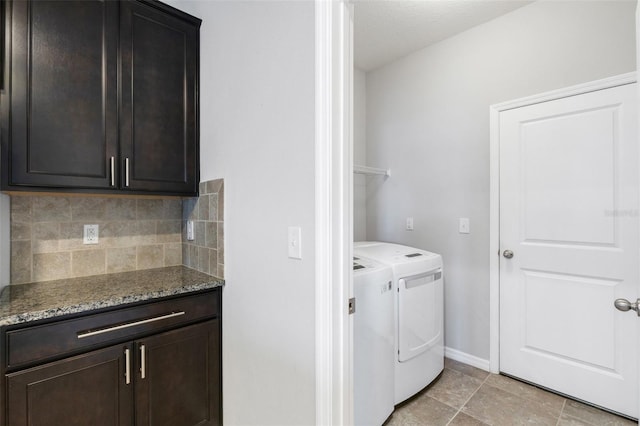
459, 218, 470, 234
288, 226, 302, 260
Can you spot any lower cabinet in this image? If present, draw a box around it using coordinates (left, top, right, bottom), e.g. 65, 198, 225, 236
135, 321, 220, 426
7, 344, 133, 425
2, 291, 222, 426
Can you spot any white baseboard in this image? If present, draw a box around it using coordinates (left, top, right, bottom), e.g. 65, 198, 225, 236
444, 347, 491, 372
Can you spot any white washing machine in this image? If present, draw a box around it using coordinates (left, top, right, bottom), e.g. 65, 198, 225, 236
354, 242, 444, 405
353, 256, 394, 426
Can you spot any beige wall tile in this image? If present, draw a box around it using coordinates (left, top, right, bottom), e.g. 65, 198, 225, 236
102, 221, 137, 247
198, 247, 209, 274
182, 243, 190, 266
217, 223, 224, 251
164, 243, 182, 266
32, 222, 60, 253
72, 249, 106, 277
11, 240, 32, 284
105, 199, 137, 220
137, 199, 164, 220
33, 197, 70, 222
137, 245, 164, 269
209, 194, 218, 222
157, 220, 181, 243
188, 244, 198, 269
163, 199, 182, 220
198, 195, 210, 221
58, 222, 85, 251
199, 181, 206, 194
106, 247, 137, 273
217, 185, 224, 221
217, 264, 224, 279
209, 249, 218, 277
206, 179, 223, 194
194, 221, 205, 246
33, 252, 70, 282
71, 198, 106, 221
11, 222, 31, 241
135, 221, 157, 245
181, 221, 187, 243
205, 222, 217, 249
11, 196, 32, 223
183, 198, 197, 222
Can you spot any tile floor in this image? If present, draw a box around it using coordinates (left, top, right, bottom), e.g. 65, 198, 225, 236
384, 358, 636, 426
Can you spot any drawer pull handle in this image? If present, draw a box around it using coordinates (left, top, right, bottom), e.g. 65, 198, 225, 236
125, 348, 131, 385
140, 344, 146, 379
77, 311, 186, 339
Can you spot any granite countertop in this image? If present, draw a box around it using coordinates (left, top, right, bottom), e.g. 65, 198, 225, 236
0, 266, 224, 327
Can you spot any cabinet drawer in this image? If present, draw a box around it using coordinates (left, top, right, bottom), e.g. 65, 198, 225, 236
6, 291, 219, 370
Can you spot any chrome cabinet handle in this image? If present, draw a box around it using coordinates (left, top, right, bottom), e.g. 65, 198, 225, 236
77, 311, 186, 339
125, 348, 131, 385
110, 156, 115, 187
125, 157, 130, 187
503, 250, 514, 259
140, 344, 146, 379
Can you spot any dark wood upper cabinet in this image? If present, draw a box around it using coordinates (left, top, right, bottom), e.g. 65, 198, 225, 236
0, 0, 200, 196
120, 1, 199, 194
5, 0, 119, 190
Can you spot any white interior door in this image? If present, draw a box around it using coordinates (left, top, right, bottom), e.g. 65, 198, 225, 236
499, 82, 639, 418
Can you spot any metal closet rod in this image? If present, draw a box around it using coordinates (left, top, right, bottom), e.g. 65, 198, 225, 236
353, 164, 391, 177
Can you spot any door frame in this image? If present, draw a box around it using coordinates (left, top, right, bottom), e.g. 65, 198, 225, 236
322, 0, 640, 421
488, 71, 638, 374
315, 0, 354, 425
636, 0, 640, 425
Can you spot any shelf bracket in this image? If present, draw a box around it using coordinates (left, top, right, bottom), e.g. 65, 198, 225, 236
353, 164, 390, 177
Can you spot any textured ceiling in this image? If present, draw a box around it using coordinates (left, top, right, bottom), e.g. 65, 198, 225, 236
354, 0, 533, 71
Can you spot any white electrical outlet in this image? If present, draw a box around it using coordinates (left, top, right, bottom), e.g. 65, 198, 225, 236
288, 226, 302, 260
83, 224, 99, 244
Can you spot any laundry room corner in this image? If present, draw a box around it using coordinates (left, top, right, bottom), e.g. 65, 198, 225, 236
357, 0, 636, 366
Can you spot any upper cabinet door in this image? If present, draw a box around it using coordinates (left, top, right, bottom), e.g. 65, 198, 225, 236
120, 1, 200, 196
7, 0, 119, 189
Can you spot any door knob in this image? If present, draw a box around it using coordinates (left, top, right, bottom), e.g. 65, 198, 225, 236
503, 250, 514, 259
614, 298, 640, 316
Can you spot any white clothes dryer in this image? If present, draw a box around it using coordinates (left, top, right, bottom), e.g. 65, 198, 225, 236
354, 242, 444, 405
353, 256, 395, 426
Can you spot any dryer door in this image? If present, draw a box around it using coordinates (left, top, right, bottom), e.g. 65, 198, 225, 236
398, 269, 443, 362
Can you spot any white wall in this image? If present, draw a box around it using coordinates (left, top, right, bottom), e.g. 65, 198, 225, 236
165, 1, 317, 424
354, 69, 367, 241
365, 0, 637, 361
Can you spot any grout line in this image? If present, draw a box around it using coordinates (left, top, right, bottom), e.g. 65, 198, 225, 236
445, 370, 491, 425
555, 399, 567, 426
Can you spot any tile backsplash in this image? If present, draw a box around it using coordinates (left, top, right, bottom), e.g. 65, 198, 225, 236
9, 178, 224, 284
182, 179, 224, 278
